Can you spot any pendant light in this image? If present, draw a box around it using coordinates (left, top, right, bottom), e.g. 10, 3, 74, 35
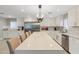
37, 5, 43, 23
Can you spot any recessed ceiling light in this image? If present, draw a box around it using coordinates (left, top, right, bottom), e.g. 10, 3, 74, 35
57, 8, 60, 12
48, 12, 52, 14
6, 15, 14, 18
21, 9, 25, 12
0, 11, 5, 14
8, 15, 12, 18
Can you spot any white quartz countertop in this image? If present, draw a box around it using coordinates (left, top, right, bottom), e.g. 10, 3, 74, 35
44, 31, 79, 39
15, 31, 66, 54
48, 30, 79, 39
62, 32, 79, 39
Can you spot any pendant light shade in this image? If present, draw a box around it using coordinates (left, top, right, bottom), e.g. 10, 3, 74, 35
37, 5, 43, 23
39, 5, 42, 8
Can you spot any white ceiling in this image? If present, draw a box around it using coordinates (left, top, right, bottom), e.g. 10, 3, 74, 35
0, 5, 77, 18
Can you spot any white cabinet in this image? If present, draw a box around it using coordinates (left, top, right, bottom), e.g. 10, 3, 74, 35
55, 16, 63, 26
68, 7, 77, 26
40, 18, 56, 26
68, 6, 79, 26
69, 37, 79, 54
55, 33, 62, 45
3, 30, 19, 39
76, 7, 79, 26
48, 31, 62, 45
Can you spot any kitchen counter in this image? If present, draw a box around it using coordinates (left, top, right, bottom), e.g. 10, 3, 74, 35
47, 30, 79, 54
62, 31, 79, 54
47, 30, 79, 39
62, 32, 79, 39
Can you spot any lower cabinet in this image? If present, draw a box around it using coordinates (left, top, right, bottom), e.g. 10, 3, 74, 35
69, 37, 79, 54
55, 34, 62, 45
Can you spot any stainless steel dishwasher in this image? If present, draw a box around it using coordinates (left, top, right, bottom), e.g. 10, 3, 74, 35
62, 34, 69, 52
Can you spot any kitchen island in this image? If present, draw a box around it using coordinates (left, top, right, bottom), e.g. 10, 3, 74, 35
15, 31, 67, 54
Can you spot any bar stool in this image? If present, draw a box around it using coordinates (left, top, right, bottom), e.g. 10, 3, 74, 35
7, 37, 21, 54
28, 31, 32, 35
20, 30, 27, 42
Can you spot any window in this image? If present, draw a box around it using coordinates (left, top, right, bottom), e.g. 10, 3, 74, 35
63, 17, 69, 29
10, 21, 17, 29
63, 14, 69, 29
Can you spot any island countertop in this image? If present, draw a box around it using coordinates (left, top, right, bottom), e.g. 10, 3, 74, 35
14, 31, 66, 54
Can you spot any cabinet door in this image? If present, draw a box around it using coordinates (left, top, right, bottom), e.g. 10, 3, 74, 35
55, 16, 63, 26
68, 8, 77, 26
69, 37, 79, 54
76, 7, 79, 26
56, 34, 62, 45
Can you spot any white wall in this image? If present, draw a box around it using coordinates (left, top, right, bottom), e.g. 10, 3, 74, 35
24, 17, 37, 22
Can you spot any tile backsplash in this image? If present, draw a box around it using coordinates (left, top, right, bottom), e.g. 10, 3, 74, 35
68, 26, 79, 34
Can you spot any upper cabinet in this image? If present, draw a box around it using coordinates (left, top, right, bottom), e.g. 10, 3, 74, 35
76, 7, 79, 26
68, 6, 79, 26
40, 18, 56, 26
55, 16, 63, 26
